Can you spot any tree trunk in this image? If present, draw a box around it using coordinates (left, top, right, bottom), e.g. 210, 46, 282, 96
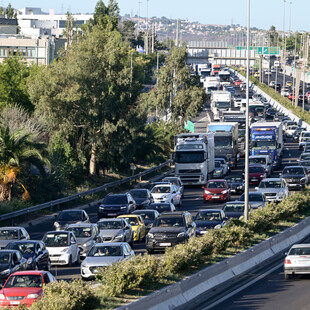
0, 183, 13, 201
89, 143, 97, 176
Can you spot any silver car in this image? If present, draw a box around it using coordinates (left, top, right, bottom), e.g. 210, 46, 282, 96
97, 218, 133, 245
162, 177, 184, 198
284, 244, 310, 279
81, 242, 135, 280
215, 158, 229, 175
0, 227, 30, 249
66, 223, 102, 257
240, 192, 266, 209
256, 178, 289, 202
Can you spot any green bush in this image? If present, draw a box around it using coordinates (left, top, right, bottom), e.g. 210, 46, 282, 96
31, 280, 98, 310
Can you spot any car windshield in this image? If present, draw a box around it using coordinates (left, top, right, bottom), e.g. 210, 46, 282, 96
129, 190, 147, 199
134, 212, 155, 221
6, 242, 35, 254
224, 204, 244, 212
215, 102, 231, 109
97, 221, 123, 230
0, 253, 11, 264
252, 140, 276, 150
206, 182, 226, 189
104, 196, 127, 204
300, 154, 310, 161
121, 217, 139, 226
215, 161, 222, 168
195, 212, 221, 221
240, 194, 263, 202
88, 246, 123, 257
259, 181, 283, 188
0, 229, 19, 240
249, 166, 264, 173
214, 137, 232, 148
226, 177, 242, 183
58, 211, 82, 221
249, 158, 267, 165
283, 167, 304, 175
148, 204, 171, 212
151, 186, 171, 194
289, 247, 310, 255
5, 275, 43, 288
43, 233, 69, 247
67, 227, 92, 238
154, 217, 185, 227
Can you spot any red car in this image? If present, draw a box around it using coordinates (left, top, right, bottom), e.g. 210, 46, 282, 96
248, 164, 266, 185
0, 271, 56, 307
202, 179, 230, 202
288, 93, 296, 101
234, 80, 242, 86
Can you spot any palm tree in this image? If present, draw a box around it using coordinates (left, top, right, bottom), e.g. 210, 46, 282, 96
0, 125, 48, 201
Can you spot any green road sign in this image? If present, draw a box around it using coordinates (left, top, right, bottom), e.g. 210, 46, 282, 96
184, 120, 195, 133
291, 66, 294, 71
236, 46, 279, 55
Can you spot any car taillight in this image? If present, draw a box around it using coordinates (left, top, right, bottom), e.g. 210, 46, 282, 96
284, 258, 291, 264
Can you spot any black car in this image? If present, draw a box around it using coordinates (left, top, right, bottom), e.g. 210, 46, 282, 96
222, 201, 249, 219
129, 189, 152, 209
194, 209, 228, 235
280, 166, 309, 190
132, 210, 160, 232
98, 193, 136, 218
0, 250, 27, 284
53, 209, 90, 231
147, 203, 176, 213
225, 177, 244, 194
146, 211, 196, 253
5, 240, 51, 271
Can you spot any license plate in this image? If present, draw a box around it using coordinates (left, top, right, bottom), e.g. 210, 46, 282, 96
159, 243, 171, 247
108, 213, 117, 216
212, 196, 220, 199
10, 301, 20, 305
251, 178, 258, 181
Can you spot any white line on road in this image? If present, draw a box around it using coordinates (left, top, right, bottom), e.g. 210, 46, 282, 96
201, 262, 283, 310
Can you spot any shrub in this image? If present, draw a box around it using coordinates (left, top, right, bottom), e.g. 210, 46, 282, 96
224, 224, 252, 247
31, 280, 97, 310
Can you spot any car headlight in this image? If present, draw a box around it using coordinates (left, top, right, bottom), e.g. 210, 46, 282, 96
204, 190, 212, 194
300, 177, 307, 182
0, 294, 4, 300
177, 232, 185, 238
237, 186, 243, 189
214, 224, 222, 229
54, 222, 60, 227
27, 257, 33, 265
83, 240, 92, 247
260, 174, 266, 178
221, 190, 228, 194
61, 247, 69, 253
27, 294, 39, 299
147, 233, 154, 239
162, 194, 170, 199
0, 269, 10, 275
277, 191, 284, 197
141, 200, 148, 205
99, 206, 105, 210
120, 206, 127, 210
215, 169, 222, 173
113, 232, 123, 240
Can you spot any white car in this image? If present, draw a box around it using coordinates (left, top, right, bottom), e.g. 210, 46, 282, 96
215, 158, 229, 175
286, 125, 298, 137
81, 242, 134, 280
150, 184, 182, 207
42, 231, 80, 266
256, 178, 289, 203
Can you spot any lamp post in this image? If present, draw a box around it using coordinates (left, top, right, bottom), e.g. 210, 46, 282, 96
244, 0, 250, 222
283, 0, 286, 90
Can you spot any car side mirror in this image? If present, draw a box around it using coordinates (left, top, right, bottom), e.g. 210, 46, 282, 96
71, 240, 76, 245
54, 215, 58, 219
255, 187, 258, 190
125, 226, 130, 230
279, 173, 282, 176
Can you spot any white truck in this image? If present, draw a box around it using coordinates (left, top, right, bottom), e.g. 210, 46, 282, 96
174, 133, 215, 185
203, 77, 220, 95
210, 90, 232, 121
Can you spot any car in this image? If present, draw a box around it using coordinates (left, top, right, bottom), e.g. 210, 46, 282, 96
256, 178, 289, 203
303, 142, 310, 153
284, 244, 310, 280
147, 202, 176, 213
0, 227, 30, 250
240, 82, 247, 91
66, 223, 102, 257
213, 161, 224, 178
132, 210, 160, 232
150, 184, 182, 207
281, 87, 290, 97
226, 86, 236, 95
298, 152, 310, 163
247, 164, 266, 185
98, 193, 136, 218
280, 166, 309, 190
225, 177, 244, 194
292, 128, 306, 142
53, 209, 90, 231
202, 179, 230, 202
5, 240, 51, 271
146, 211, 196, 253
254, 72, 260, 78
264, 70, 272, 76
288, 92, 296, 101
96, 218, 133, 244
0, 271, 56, 307
240, 192, 266, 209
299, 131, 310, 150
42, 231, 80, 266
298, 95, 307, 104
249, 155, 273, 177
128, 189, 153, 209
215, 158, 229, 175
269, 81, 276, 87
162, 177, 184, 198
117, 215, 146, 243
81, 242, 135, 280
234, 80, 242, 86
222, 201, 249, 219
286, 81, 293, 87
286, 125, 298, 137
194, 209, 228, 235
0, 250, 27, 285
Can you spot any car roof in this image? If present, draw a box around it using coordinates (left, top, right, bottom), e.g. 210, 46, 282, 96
225, 201, 245, 205
6, 240, 38, 244
197, 209, 222, 213
129, 188, 148, 191
133, 210, 156, 213
66, 223, 95, 228
283, 165, 304, 169
0, 227, 22, 230
149, 203, 171, 206
159, 212, 187, 217
0, 250, 20, 254
94, 242, 128, 247
11, 271, 48, 276
45, 231, 70, 234
59, 209, 83, 213
249, 164, 265, 168
118, 215, 139, 218
207, 179, 226, 182
97, 218, 123, 222
291, 244, 310, 249
260, 178, 283, 182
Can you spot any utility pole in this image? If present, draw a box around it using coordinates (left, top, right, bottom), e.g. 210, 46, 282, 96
137, 1, 141, 38
145, 0, 149, 55
151, 23, 154, 53
282, 0, 286, 90
175, 19, 179, 47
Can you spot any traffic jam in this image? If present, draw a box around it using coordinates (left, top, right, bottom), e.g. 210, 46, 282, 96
0, 66, 309, 307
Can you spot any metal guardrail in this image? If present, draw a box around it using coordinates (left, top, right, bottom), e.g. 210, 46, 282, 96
0, 160, 172, 222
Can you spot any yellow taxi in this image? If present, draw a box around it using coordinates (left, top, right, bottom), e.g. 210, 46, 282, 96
286, 81, 293, 87
254, 72, 260, 78
117, 214, 146, 242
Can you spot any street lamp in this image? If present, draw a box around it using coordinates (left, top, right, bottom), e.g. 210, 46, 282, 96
283, 0, 286, 90
244, 0, 250, 222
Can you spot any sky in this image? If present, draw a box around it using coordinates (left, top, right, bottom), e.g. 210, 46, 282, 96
6, 0, 309, 32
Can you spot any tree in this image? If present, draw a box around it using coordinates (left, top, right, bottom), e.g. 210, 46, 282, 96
62, 11, 75, 53
5, 3, 16, 19
28, 26, 146, 176
0, 126, 48, 201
